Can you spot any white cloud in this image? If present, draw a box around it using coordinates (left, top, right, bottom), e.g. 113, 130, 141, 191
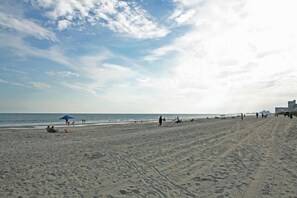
61, 82, 96, 94
144, 45, 183, 61
169, 9, 196, 24
0, 78, 30, 88
142, 0, 297, 113
2, 67, 28, 75
59, 63, 138, 95
29, 81, 51, 89
75, 61, 138, 93
0, 33, 138, 94
0, 78, 8, 84
46, 71, 80, 78
5, 0, 297, 113
30, 0, 169, 39
0, 11, 58, 41
0, 33, 73, 68
57, 19, 71, 30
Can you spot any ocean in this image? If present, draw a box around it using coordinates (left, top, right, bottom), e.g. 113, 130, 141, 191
0, 113, 219, 129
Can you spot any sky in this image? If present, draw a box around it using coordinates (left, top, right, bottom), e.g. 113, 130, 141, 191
1, 0, 297, 114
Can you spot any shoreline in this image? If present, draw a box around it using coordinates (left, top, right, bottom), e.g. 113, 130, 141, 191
0, 114, 242, 130
0, 112, 244, 129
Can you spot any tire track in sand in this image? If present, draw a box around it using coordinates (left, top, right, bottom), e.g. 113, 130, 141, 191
242, 118, 280, 198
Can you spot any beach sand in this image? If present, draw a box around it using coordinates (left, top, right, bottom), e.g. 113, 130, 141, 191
1, 116, 297, 197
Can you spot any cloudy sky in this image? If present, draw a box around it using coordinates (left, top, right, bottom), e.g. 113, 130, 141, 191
1, 0, 297, 113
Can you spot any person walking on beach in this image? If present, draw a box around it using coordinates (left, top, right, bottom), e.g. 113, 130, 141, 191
159, 116, 163, 126
256, 112, 259, 118
241, 113, 243, 121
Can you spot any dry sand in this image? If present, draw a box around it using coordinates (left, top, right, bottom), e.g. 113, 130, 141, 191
1, 116, 297, 197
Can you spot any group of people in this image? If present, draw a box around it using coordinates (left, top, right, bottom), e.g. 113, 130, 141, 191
65, 120, 75, 125
255, 112, 268, 118
46, 126, 68, 133
46, 126, 58, 133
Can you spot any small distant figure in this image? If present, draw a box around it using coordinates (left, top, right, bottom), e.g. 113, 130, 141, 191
49, 126, 56, 133
175, 117, 182, 123
261, 113, 264, 118
46, 126, 58, 133
241, 113, 243, 121
159, 116, 163, 126
256, 112, 259, 118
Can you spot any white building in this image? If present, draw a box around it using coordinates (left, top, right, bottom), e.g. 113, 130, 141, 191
275, 100, 297, 113
288, 100, 297, 112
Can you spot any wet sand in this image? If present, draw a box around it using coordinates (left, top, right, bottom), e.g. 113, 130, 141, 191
1, 116, 297, 197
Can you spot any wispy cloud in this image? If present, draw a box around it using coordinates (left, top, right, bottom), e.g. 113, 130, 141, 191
140, 0, 297, 112
144, 45, 183, 62
0, 34, 73, 68
29, 0, 169, 39
60, 82, 97, 94
1, 75, 52, 90
2, 67, 29, 75
0, 78, 30, 88
0, 78, 8, 84
46, 71, 80, 78
169, 8, 196, 25
29, 81, 51, 89
0, 11, 58, 41
0, 32, 138, 94
2, 0, 297, 113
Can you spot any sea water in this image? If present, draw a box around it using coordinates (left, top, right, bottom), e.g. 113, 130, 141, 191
0, 113, 219, 128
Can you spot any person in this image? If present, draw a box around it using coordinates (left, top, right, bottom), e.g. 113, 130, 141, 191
50, 126, 55, 133
256, 112, 259, 118
175, 117, 182, 123
159, 116, 162, 126
241, 113, 243, 121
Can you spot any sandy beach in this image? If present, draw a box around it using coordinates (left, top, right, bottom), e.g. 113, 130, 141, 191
1, 116, 297, 197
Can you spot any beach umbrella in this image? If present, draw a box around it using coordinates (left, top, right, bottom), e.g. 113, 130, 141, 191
59, 115, 74, 120
59, 115, 74, 124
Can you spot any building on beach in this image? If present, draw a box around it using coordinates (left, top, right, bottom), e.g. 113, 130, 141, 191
275, 100, 297, 113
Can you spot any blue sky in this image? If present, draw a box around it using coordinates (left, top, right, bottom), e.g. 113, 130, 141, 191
1, 0, 297, 113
